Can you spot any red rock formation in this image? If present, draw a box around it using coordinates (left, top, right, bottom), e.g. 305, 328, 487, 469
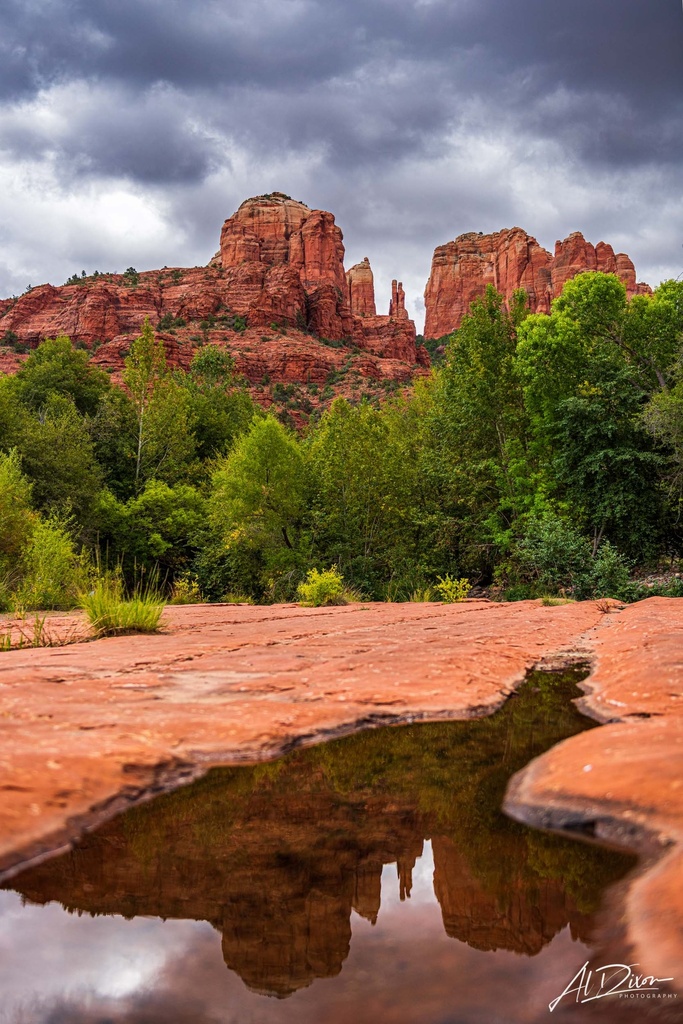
424, 228, 652, 338
346, 257, 376, 316
432, 835, 591, 955
0, 193, 420, 379
389, 280, 408, 319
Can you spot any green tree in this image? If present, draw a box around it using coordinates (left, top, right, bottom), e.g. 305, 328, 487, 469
123, 318, 168, 490
212, 415, 306, 552
420, 286, 530, 574
0, 450, 36, 598
181, 347, 256, 464
11, 335, 111, 416
306, 398, 425, 595
210, 415, 307, 597
95, 480, 206, 579
14, 396, 103, 529
517, 273, 663, 558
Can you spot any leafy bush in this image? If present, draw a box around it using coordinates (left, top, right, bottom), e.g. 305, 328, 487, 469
157, 312, 187, 331
502, 515, 634, 601
297, 567, 351, 607
169, 572, 204, 604
583, 541, 632, 599
14, 517, 88, 610
434, 575, 471, 603
514, 515, 591, 594
80, 579, 165, 636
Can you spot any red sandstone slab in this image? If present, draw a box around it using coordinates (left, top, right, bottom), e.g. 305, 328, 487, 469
0, 599, 602, 878
2, 596, 682, 987
504, 597, 683, 983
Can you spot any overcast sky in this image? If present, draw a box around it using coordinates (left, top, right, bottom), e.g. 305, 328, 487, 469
1, 0, 681, 330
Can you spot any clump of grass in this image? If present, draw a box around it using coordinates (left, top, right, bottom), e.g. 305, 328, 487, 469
297, 567, 358, 607
409, 587, 434, 602
80, 579, 165, 637
540, 594, 576, 606
220, 592, 255, 605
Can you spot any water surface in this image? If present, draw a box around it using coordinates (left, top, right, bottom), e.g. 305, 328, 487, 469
1, 668, 651, 1023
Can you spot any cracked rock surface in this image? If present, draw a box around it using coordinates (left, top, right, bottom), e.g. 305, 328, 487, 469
0, 597, 681, 979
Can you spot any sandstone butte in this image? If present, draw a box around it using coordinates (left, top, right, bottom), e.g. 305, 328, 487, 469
423, 227, 653, 338
0, 193, 426, 418
0, 597, 681, 993
0, 195, 655, 414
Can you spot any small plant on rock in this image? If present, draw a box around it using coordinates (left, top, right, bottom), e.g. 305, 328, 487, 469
169, 572, 204, 605
297, 567, 355, 607
434, 575, 471, 603
80, 578, 165, 637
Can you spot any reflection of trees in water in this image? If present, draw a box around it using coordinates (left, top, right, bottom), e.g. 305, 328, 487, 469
7, 669, 635, 998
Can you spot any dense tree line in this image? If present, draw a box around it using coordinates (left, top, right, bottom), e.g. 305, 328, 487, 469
1, 271, 682, 610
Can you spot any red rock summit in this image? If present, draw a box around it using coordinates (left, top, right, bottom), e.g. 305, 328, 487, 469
424, 227, 652, 338
0, 193, 418, 371
216, 194, 419, 360
346, 258, 376, 316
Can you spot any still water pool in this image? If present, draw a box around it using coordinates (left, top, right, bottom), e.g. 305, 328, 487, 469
0, 669, 655, 1023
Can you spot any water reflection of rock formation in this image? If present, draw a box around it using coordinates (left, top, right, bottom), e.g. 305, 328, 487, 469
9, 793, 593, 997
7, 689, 631, 999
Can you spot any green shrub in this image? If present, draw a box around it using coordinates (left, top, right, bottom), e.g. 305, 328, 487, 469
514, 515, 591, 594
169, 572, 204, 604
157, 312, 187, 331
434, 575, 471, 603
584, 541, 632, 600
409, 587, 434, 602
297, 567, 350, 607
80, 579, 166, 637
15, 517, 87, 610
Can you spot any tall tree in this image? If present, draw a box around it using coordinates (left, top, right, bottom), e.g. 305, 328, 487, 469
123, 318, 168, 490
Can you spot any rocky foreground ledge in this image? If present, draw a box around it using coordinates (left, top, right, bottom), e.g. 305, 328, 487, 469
0, 598, 680, 972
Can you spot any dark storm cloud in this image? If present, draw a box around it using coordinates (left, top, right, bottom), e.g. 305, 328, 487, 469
1, 0, 681, 182
0, 83, 220, 183
0, 0, 681, 305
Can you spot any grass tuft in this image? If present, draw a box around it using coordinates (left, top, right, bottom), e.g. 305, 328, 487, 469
80, 580, 165, 637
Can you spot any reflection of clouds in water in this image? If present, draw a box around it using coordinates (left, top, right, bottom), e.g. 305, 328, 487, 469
0, 884, 597, 1024
378, 839, 436, 910
0, 889, 211, 1020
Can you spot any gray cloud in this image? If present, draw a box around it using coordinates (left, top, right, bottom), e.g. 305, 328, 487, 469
0, 0, 681, 322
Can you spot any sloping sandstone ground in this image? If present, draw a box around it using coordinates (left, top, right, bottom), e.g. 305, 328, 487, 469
505, 597, 683, 983
0, 597, 680, 978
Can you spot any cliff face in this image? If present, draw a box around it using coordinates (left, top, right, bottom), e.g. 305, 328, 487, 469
0, 193, 420, 395
423, 228, 652, 338
0, 198, 654, 388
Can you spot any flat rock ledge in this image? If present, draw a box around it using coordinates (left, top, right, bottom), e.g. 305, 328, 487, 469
0, 597, 681, 977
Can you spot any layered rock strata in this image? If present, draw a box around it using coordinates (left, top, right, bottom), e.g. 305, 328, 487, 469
424, 228, 652, 338
0, 193, 418, 368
